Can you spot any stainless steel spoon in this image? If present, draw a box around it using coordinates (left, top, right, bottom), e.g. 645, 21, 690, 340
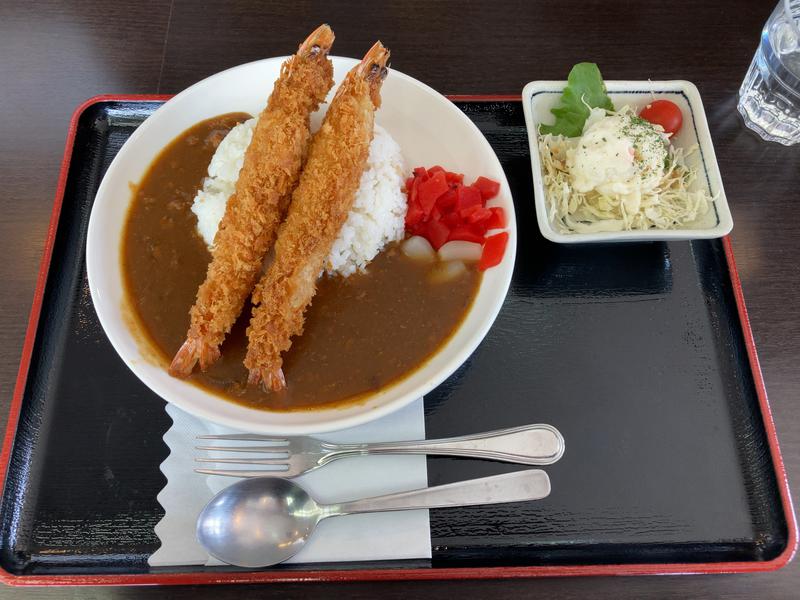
197, 470, 551, 568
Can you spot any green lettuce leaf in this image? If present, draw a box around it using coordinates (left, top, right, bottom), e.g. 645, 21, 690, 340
539, 63, 614, 137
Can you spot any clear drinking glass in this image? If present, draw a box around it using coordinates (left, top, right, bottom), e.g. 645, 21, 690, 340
738, 0, 800, 145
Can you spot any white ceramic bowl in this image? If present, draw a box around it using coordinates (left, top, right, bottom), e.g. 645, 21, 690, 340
87, 56, 516, 434
522, 80, 733, 243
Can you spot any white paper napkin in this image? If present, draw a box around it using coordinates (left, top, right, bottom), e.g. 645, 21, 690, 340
149, 399, 431, 567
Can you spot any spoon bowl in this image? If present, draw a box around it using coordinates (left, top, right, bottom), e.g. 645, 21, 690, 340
197, 477, 320, 568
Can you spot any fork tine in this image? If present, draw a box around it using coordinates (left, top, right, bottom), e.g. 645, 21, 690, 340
195, 468, 285, 478
195, 445, 291, 453
195, 457, 290, 466
196, 434, 289, 442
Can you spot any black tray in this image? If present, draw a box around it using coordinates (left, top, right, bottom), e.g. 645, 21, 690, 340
0, 97, 795, 585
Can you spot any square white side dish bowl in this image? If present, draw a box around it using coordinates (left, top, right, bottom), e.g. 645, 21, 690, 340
521, 80, 733, 243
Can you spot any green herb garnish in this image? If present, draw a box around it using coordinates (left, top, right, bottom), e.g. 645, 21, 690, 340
539, 63, 614, 138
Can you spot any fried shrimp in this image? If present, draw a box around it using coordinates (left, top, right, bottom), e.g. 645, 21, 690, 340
169, 25, 335, 378
244, 41, 391, 391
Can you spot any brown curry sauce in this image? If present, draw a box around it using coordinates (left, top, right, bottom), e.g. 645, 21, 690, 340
122, 114, 481, 411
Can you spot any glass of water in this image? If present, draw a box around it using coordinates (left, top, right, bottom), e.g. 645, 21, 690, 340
738, 0, 800, 145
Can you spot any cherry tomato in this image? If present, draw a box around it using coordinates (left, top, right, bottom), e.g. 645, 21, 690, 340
639, 100, 683, 136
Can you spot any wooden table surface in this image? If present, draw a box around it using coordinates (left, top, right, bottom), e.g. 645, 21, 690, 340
1, 0, 798, 597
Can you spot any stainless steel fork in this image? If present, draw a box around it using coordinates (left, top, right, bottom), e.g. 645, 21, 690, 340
195, 423, 565, 478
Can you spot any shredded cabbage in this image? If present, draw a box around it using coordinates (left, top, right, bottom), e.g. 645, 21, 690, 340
538, 107, 712, 234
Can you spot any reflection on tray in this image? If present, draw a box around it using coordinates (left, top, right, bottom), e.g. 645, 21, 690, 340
518, 241, 673, 299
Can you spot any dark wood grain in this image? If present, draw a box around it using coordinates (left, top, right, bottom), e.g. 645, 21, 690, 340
1, 0, 798, 598
0, 0, 170, 399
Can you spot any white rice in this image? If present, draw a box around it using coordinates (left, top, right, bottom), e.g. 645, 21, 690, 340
191, 118, 256, 245
190, 120, 407, 277
324, 125, 407, 276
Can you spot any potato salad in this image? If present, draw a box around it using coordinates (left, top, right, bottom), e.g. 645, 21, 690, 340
538, 63, 712, 233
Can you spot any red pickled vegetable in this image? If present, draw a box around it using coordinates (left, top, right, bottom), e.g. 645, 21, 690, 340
473, 176, 500, 200
404, 166, 506, 269
448, 226, 485, 245
436, 188, 458, 210
406, 220, 425, 237
485, 206, 506, 230
470, 220, 490, 236
408, 176, 419, 208
442, 210, 461, 228
416, 171, 449, 217
425, 219, 450, 250
458, 204, 483, 220
479, 232, 509, 271
405, 202, 424, 227
456, 185, 482, 212
465, 206, 492, 224
445, 171, 464, 185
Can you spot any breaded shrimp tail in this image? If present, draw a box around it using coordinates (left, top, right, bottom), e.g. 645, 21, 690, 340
169, 25, 335, 378
245, 41, 390, 391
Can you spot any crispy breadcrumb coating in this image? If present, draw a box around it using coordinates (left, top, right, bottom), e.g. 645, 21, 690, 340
169, 25, 335, 378
244, 41, 390, 391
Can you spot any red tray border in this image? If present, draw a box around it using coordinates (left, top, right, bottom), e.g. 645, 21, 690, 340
0, 94, 796, 586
